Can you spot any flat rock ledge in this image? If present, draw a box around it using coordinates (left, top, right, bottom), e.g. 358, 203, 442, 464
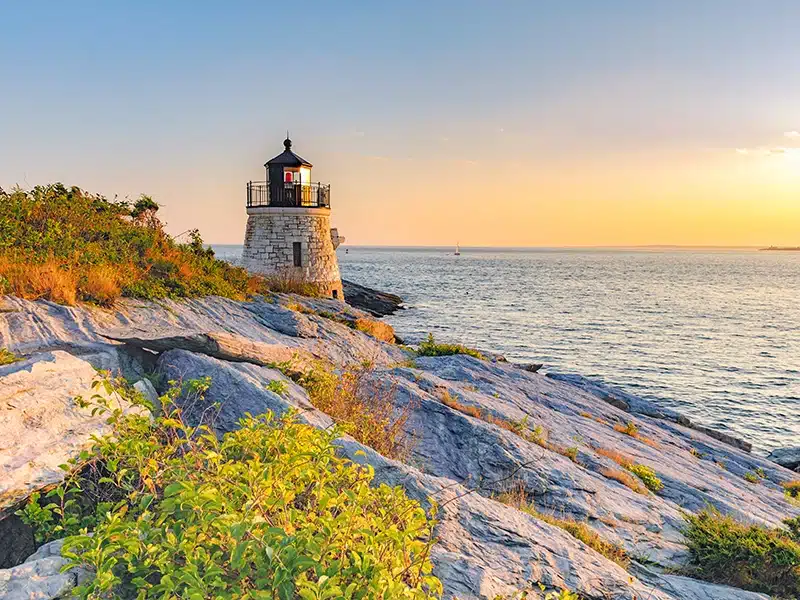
101, 329, 316, 372
342, 279, 404, 317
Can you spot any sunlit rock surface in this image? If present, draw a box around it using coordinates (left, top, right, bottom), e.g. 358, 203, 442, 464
0, 293, 794, 599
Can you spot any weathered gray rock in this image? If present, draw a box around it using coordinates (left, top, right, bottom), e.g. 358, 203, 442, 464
0, 515, 34, 569
156, 349, 333, 434
102, 329, 315, 371
767, 446, 800, 471
341, 279, 404, 317
0, 351, 122, 513
2, 295, 797, 600
0, 295, 407, 368
0, 539, 89, 600
547, 373, 752, 452
243, 300, 320, 338
381, 355, 799, 569
631, 564, 769, 600
133, 378, 159, 407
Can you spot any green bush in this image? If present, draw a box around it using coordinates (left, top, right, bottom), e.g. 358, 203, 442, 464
417, 333, 485, 360
628, 464, 663, 493
20, 377, 441, 600
0, 348, 21, 365
683, 508, 800, 597
0, 184, 264, 304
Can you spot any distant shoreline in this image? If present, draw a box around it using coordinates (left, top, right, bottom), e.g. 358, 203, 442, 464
760, 246, 800, 251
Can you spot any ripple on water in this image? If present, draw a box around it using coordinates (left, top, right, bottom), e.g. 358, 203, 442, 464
335, 247, 800, 454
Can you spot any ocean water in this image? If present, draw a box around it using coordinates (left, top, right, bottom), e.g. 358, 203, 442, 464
213, 245, 800, 453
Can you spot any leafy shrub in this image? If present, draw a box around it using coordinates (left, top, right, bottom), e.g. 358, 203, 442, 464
0, 348, 21, 365
0, 184, 266, 305
266, 379, 289, 395
21, 377, 441, 600
683, 508, 800, 597
417, 333, 485, 360
292, 361, 414, 460
628, 464, 663, 493
744, 471, 760, 484
497, 484, 629, 568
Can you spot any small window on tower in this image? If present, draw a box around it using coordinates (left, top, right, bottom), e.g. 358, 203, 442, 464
293, 242, 302, 267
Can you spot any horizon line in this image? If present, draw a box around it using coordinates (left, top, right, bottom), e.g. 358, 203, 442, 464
208, 243, 779, 250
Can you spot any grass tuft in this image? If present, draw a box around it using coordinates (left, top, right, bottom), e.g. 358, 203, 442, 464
600, 467, 649, 495
596, 447, 662, 493
784, 480, 800, 499
613, 420, 659, 447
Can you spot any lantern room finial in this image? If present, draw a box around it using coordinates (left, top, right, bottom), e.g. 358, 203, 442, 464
284, 131, 291, 150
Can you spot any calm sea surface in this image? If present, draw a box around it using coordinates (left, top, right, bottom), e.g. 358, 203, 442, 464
213, 245, 800, 453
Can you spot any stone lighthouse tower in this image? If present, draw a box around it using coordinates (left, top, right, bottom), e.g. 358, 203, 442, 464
242, 137, 344, 299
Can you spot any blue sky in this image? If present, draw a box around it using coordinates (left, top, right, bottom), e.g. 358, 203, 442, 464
2, 1, 800, 245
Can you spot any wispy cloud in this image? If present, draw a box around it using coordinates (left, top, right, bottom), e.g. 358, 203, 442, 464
734, 130, 800, 157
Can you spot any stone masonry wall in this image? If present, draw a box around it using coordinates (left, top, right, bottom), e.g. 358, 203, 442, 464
242, 208, 343, 299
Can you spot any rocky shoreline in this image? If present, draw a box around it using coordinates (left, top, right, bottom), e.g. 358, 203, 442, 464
1, 290, 799, 599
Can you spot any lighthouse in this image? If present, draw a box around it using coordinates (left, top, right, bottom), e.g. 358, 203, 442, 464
242, 137, 344, 300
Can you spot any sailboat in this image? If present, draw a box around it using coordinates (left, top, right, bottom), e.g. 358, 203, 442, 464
454, 242, 461, 256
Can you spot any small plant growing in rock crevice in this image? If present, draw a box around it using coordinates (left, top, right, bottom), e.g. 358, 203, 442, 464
613, 420, 659, 448
417, 333, 485, 360
0, 347, 22, 365
743, 471, 760, 484
595, 447, 662, 494
265, 379, 288, 395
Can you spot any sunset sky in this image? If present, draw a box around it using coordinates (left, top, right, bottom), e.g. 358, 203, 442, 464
2, 1, 800, 246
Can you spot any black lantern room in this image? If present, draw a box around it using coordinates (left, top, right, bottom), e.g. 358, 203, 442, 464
245, 137, 330, 209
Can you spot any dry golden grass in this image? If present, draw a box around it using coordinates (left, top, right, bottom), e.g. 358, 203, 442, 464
439, 390, 485, 420
264, 271, 323, 297
0, 258, 78, 305
600, 467, 648, 495
294, 361, 414, 460
82, 265, 123, 306
596, 447, 635, 469
354, 317, 396, 343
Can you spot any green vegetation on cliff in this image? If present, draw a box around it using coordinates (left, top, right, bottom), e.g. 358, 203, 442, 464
19, 378, 441, 599
0, 184, 263, 305
417, 333, 485, 361
683, 508, 800, 598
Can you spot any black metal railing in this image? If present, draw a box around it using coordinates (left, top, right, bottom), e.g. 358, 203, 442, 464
246, 181, 331, 208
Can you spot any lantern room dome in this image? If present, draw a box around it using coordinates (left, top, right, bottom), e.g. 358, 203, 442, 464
265, 137, 313, 168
